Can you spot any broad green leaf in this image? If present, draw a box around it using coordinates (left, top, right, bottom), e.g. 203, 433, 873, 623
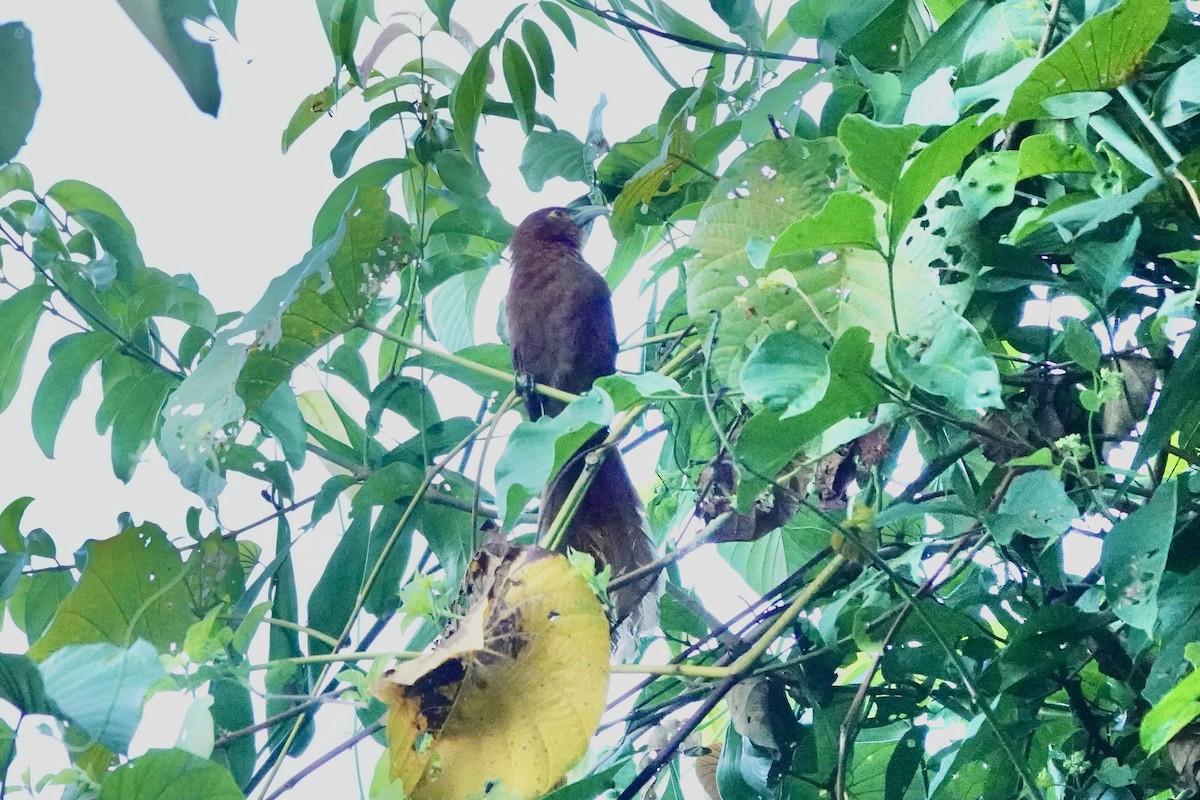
1137, 329, 1200, 467
719, 509, 831, 594
542, 2, 578, 48
265, 516, 314, 755
404, 342, 513, 399
316, 0, 369, 84
888, 311, 1002, 411
837, 116, 924, 203
0, 284, 52, 414
688, 139, 956, 384
0, 23, 40, 163
113, 0, 221, 115
493, 391, 612, 528
502, 39, 537, 135
770, 192, 881, 257
40, 640, 164, 753
330, 101, 414, 178
32, 332, 117, 458
1154, 55, 1200, 126
312, 157, 414, 243
10, 572, 74, 641
1016, 133, 1096, 180
236, 187, 409, 415
521, 21, 556, 98
520, 130, 590, 191
1101, 480, 1175, 635
0, 163, 33, 202
1006, 0, 1169, 121
210, 678, 254, 787
1142, 662, 1200, 755
29, 524, 197, 660
159, 338, 247, 506
426, 0, 455, 32
0, 497, 32, 552
427, 267, 489, 353
0, 653, 58, 716
739, 330, 830, 417
986, 471, 1078, 546
888, 113, 1004, 244
433, 150, 491, 199
45, 180, 136, 239
99, 748, 243, 799
282, 83, 337, 154
451, 39, 495, 163
734, 327, 885, 508
414, 471, 483, 589
1073, 217, 1140, 303
254, 382, 308, 469
106, 370, 177, 482
959, 151, 1018, 218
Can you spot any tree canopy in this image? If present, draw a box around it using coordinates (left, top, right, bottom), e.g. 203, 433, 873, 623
3, 0, 1200, 798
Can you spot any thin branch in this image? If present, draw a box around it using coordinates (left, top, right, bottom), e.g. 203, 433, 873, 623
214, 689, 351, 749
562, 0, 820, 64
262, 723, 384, 800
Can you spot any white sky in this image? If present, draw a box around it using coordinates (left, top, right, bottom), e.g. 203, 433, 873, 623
4, 2, 773, 796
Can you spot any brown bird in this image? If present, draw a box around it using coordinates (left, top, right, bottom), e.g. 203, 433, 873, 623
506, 206, 658, 627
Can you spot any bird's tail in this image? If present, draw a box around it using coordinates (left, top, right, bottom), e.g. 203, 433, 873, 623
539, 429, 660, 633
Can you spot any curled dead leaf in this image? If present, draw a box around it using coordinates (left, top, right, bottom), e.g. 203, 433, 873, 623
694, 741, 722, 800
372, 545, 610, 800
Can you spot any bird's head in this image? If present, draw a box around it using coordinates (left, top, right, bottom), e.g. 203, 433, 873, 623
510, 205, 609, 257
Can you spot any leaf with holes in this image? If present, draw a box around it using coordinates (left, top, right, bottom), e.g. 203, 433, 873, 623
28, 524, 197, 660
373, 545, 609, 800
1102, 480, 1176, 635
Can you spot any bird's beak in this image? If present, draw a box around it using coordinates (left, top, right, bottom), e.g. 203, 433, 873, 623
570, 205, 610, 227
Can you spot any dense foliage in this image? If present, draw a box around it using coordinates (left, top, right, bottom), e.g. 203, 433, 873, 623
4, 0, 1200, 798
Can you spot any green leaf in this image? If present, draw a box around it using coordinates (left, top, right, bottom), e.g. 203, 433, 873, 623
0, 23, 41, 163
739, 330, 831, 417
959, 151, 1018, 219
426, 0, 455, 31
1016, 133, 1096, 180
837, 116, 924, 204
1154, 55, 1200, 126
0, 162, 33, 202
29, 524, 198, 660
520, 130, 590, 191
236, 187, 406, 415
719, 509, 831, 594
45, 180, 137, 239
502, 39, 537, 135
0, 497, 32, 553
986, 471, 1078, 546
493, 391, 612, 527
1143, 657, 1200, 755
159, 338, 247, 506
734, 327, 885, 507
113, 0, 221, 115
0, 653, 58, 716
107, 370, 177, 482
98, 748, 243, 799
427, 267, 489, 353
40, 640, 164, 753
889, 312, 1002, 411
282, 83, 338, 154
451, 39, 495, 163
316, 0, 369, 84
770, 192, 881, 256
312, 158, 414, 243
1060, 319, 1101, 374
1137, 329, 1200, 466
404, 342, 513, 399
10, 572, 74, 641
433, 150, 491, 199
889, 113, 1004, 244
542, 1, 578, 48
1006, 0, 1170, 122
1073, 218, 1140, 304
0, 284, 52, 414
32, 332, 116, 459
1101, 480, 1175, 635
330, 101, 413, 178
521, 21, 556, 98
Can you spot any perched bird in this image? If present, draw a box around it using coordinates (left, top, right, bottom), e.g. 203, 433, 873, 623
506, 206, 659, 626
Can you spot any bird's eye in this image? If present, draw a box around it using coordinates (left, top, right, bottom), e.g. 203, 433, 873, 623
548, 209, 565, 219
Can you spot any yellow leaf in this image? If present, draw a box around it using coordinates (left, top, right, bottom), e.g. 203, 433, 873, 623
373, 545, 610, 800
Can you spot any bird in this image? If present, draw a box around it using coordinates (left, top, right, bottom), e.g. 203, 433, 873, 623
505, 206, 659, 627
